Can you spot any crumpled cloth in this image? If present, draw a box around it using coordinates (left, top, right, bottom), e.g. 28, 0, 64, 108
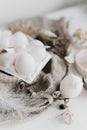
0, 17, 70, 123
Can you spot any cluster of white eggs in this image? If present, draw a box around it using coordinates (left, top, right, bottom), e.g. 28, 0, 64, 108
0, 30, 84, 98
0, 30, 46, 76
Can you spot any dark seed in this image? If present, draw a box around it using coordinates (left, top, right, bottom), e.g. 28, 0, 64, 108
19, 81, 25, 90
26, 89, 33, 94
0, 49, 7, 54
26, 89, 31, 94
59, 104, 68, 110
19, 83, 24, 89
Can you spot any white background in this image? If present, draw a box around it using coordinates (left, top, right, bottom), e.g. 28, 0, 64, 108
0, 0, 85, 25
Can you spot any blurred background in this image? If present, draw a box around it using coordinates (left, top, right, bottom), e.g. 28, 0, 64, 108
0, 0, 86, 25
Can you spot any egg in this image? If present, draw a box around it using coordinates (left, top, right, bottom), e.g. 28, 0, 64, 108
27, 35, 33, 42
0, 30, 12, 49
15, 52, 35, 75
11, 32, 28, 51
0, 48, 16, 67
28, 40, 44, 49
60, 74, 83, 98
75, 49, 87, 78
29, 45, 46, 62
29, 40, 46, 62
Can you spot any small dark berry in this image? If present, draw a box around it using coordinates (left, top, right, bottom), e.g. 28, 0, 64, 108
59, 104, 68, 110
26, 89, 33, 94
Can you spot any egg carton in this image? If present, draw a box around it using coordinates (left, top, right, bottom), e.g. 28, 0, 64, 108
0, 51, 51, 84
0, 53, 51, 83
0, 28, 52, 83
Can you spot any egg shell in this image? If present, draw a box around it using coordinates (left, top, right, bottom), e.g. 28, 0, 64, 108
28, 40, 46, 62
29, 45, 46, 62
11, 32, 28, 51
0, 48, 16, 67
60, 74, 83, 98
15, 51, 35, 75
29, 40, 44, 49
65, 51, 75, 64
75, 49, 87, 78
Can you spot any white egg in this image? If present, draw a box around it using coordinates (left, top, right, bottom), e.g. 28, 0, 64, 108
29, 45, 46, 62
0, 30, 12, 49
60, 74, 83, 98
27, 35, 33, 42
29, 40, 44, 48
0, 48, 16, 67
75, 49, 87, 78
28, 40, 46, 62
15, 52, 35, 75
12, 32, 28, 51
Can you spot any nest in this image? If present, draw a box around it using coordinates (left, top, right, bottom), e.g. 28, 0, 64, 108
0, 17, 72, 123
